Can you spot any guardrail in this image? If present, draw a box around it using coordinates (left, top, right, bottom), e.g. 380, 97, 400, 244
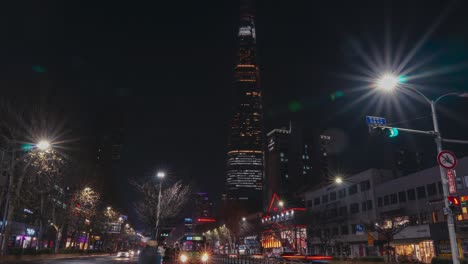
212, 255, 304, 264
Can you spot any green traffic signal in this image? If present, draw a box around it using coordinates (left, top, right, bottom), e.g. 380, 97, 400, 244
368, 126, 399, 138
21, 144, 34, 152
388, 128, 399, 138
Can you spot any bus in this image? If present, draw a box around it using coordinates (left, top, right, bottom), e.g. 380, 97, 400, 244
177, 234, 210, 264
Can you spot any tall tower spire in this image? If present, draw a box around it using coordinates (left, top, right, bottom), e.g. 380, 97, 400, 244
226, 0, 264, 213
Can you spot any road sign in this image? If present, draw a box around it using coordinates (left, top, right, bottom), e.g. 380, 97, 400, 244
366, 116, 387, 126
437, 150, 457, 169
355, 224, 365, 235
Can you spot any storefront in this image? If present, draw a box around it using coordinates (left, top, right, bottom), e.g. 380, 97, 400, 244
261, 193, 308, 255
5, 222, 38, 249
394, 240, 435, 263
392, 225, 435, 263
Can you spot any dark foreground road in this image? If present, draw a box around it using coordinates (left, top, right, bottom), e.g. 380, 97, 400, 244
2, 255, 138, 264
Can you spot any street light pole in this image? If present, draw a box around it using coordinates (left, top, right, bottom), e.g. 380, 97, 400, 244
430, 100, 459, 264
374, 75, 463, 264
155, 171, 165, 240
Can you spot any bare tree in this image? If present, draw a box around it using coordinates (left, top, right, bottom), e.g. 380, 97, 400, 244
216, 226, 234, 252
367, 217, 409, 262
59, 186, 100, 249
0, 102, 67, 253
132, 179, 191, 235
20, 148, 66, 249
306, 211, 339, 255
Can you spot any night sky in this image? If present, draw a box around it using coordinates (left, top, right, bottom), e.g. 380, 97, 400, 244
2, 0, 468, 223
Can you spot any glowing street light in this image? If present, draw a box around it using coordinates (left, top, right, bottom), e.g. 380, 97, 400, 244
375, 73, 401, 92
335, 177, 343, 184
242, 217, 246, 222
107, 206, 111, 211
36, 140, 51, 151
278, 201, 284, 207
157, 171, 165, 178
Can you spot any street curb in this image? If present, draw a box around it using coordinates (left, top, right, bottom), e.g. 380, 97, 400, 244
0, 253, 108, 262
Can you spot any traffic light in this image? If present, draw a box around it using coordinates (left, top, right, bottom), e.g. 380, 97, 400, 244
369, 126, 399, 138
388, 128, 399, 138
447, 195, 462, 215
21, 144, 34, 152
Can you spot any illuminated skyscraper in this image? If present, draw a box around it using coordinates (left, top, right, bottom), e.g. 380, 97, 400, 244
226, 0, 264, 212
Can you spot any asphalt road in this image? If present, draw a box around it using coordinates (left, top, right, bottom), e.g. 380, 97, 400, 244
3, 255, 138, 264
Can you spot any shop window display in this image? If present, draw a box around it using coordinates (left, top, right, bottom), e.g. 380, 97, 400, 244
395, 240, 434, 263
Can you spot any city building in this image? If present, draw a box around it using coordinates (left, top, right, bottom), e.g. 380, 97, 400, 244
226, 0, 264, 212
265, 123, 313, 208
93, 126, 125, 203
319, 134, 333, 179
194, 192, 214, 219
303, 156, 468, 263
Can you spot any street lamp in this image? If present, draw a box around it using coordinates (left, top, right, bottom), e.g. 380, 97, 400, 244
242, 217, 246, 222
375, 73, 401, 92
334, 177, 344, 184
278, 201, 284, 208
154, 171, 165, 240
36, 140, 51, 151
373, 75, 468, 264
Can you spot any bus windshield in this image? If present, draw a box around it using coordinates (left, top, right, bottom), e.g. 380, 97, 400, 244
181, 235, 206, 252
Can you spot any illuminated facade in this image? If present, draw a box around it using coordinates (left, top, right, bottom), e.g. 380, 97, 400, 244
261, 193, 308, 254
226, 0, 264, 211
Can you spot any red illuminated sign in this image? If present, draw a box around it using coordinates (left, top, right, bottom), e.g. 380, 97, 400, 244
447, 169, 457, 194
197, 218, 216, 223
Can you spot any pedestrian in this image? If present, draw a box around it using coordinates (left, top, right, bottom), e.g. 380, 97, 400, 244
138, 240, 161, 264
158, 243, 166, 263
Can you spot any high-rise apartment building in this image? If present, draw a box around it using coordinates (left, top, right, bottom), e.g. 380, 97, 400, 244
226, 0, 264, 212
265, 123, 313, 208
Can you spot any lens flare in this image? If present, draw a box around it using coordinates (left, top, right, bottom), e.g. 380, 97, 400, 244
376, 73, 400, 92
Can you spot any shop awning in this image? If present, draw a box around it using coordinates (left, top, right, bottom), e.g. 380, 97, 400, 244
391, 239, 432, 245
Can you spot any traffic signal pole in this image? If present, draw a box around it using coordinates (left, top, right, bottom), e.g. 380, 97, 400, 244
368, 82, 468, 263
431, 101, 460, 264
368, 103, 468, 264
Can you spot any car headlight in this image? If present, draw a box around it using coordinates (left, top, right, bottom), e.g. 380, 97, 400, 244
201, 253, 209, 262
180, 254, 188, 262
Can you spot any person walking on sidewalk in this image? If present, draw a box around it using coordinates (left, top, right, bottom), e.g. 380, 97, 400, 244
138, 240, 161, 264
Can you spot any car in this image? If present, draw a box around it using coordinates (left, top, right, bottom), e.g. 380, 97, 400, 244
238, 245, 247, 255
117, 250, 130, 258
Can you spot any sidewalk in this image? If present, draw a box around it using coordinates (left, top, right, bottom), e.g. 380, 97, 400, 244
0, 253, 108, 262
